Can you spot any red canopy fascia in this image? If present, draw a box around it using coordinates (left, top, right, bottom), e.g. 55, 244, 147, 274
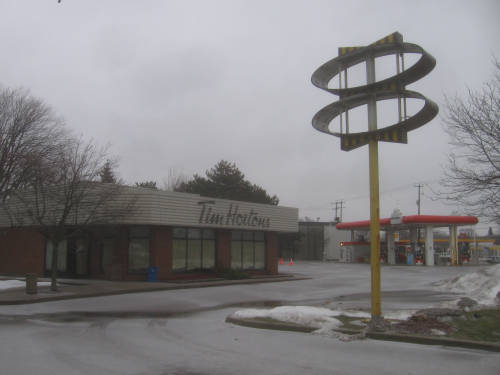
336, 215, 478, 230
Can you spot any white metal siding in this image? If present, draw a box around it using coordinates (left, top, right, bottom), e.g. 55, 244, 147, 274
119, 188, 298, 232
0, 186, 298, 232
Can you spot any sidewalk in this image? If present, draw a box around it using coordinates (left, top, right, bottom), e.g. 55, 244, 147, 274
0, 273, 309, 305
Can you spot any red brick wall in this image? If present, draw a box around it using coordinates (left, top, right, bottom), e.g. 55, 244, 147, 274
0, 229, 45, 276
266, 232, 278, 274
0, 226, 283, 280
216, 229, 232, 271
89, 240, 103, 278
107, 226, 128, 281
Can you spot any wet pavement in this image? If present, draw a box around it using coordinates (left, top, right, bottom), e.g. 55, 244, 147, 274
0, 273, 308, 305
1, 262, 499, 375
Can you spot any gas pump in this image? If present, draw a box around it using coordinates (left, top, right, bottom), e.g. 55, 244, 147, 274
459, 232, 471, 264
406, 245, 414, 265
415, 245, 424, 265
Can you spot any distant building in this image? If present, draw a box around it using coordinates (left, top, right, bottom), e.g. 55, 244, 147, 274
279, 221, 350, 261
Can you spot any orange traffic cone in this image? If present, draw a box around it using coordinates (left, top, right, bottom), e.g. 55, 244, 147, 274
279, 257, 284, 265
289, 258, 294, 266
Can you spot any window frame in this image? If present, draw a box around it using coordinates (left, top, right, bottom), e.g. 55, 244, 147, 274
172, 227, 216, 272
45, 239, 68, 272
127, 226, 151, 274
231, 231, 266, 270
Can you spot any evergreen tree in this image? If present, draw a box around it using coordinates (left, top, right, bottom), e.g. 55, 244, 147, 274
135, 181, 158, 190
176, 160, 279, 205
99, 160, 117, 183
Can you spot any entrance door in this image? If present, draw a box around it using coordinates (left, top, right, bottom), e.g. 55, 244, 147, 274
395, 245, 408, 264
74, 239, 89, 276
45, 240, 68, 274
46, 238, 89, 277
67, 239, 89, 277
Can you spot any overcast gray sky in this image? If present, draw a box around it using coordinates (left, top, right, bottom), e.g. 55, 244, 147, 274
1, 1, 499, 231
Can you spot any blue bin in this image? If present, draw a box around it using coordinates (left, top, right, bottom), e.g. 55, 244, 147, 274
407, 254, 414, 265
147, 266, 158, 282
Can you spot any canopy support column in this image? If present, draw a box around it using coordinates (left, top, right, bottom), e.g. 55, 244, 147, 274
425, 225, 434, 266
387, 231, 396, 265
409, 228, 418, 265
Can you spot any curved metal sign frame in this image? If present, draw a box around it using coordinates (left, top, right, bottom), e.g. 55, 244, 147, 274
311, 32, 438, 151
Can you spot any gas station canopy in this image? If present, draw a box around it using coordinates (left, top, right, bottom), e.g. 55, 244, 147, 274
336, 215, 478, 231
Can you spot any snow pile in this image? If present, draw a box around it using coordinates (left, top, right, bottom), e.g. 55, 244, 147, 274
384, 310, 416, 321
432, 264, 500, 306
231, 306, 344, 333
0, 279, 51, 290
230, 306, 419, 340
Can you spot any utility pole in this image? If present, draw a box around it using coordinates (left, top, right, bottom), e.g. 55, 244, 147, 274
332, 200, 345, 222
415, 183, 423, 215
415, 183, 423, 243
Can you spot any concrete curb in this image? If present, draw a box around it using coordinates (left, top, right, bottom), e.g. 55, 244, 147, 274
226, 316, 500, 353
0, 275, 310, 305
365, 331, 500, 352
226, 315, 315, 333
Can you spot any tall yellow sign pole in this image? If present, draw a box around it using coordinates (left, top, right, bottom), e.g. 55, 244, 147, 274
311, 32, 438, 324
366, 55, 382, 318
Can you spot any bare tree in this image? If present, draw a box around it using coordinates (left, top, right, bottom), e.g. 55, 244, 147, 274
161, 167, 187, 191
2, 137, 136, 291
0, 87, 66, 202
440, 60, 500, 224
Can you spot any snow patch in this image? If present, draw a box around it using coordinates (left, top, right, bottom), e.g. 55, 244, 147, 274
430, 329, 446, 336
432, 264, 500, 306
231, 306, 417, 332
230, 306, 379, 340
232, 306, 343, 332
384, 310, 416, 321
349, 320, 367, 327
0, 279, 51, 290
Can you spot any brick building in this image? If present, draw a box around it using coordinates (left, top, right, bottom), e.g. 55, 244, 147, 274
0, 187, 298, 281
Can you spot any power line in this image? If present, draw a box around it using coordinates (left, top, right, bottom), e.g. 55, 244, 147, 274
300, 179, 441, 211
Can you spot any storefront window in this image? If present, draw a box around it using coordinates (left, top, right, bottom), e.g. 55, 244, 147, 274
173, 238, 187, 270
231, 231, 242, 269
255, 241, 266, 269
242, 241, 254, 269
128, 227, 150, 272
173, 228, 215, 271
202, 240, 215, 269
231, 231, 266, 270
187, 239, 202, 270
45, 240, 68, 272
